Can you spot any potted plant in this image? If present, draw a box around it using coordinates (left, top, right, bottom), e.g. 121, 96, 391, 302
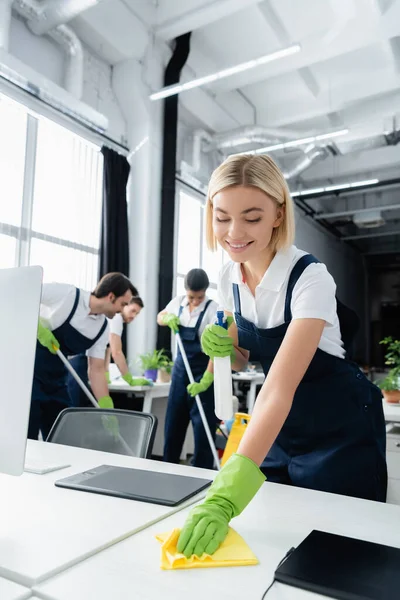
377, 337, 400, 403
157, 353, 174, 384
138, 349, 173, 383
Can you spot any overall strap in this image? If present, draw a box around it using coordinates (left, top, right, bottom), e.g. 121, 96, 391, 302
91, 317, 108, 345
232, 283, 242, 315
284, 254, 320, 322
178, 295, 185, 318
193, 299, 213, 334
64, 288, 80, 325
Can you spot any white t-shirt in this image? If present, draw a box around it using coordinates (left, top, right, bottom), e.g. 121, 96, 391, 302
163, 296, 218, 338
218, 245, 345, 359
108, 313, 124, 337
39, 283, 109, 360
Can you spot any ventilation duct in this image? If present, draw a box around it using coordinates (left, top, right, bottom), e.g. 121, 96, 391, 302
0, 0, 13, 50
13, 0, 86, 99
283, 144, 328, 180
353, 209, 385, 228
208, 125, 298, 151
27, 0, 103, 35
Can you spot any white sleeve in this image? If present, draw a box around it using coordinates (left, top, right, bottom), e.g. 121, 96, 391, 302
40, 283, 74, 307
86, 324, 110, 360
109, 314, 124, 337
163, 296, 181, 315
217, 263, 234, 313
291, 263, 337, 326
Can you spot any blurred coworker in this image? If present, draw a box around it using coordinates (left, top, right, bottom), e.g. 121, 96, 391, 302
157, 268, 218, 469
32, 273, 137, 439
105, 296, 151, 386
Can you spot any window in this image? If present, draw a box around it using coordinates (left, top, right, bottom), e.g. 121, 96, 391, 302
175, 187, 228, 303
0, 92, 103, 290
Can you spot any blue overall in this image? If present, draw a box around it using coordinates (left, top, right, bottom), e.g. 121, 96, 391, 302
163, 300, 217, 469
233, 254, 387, 502
29, 288, 107, 440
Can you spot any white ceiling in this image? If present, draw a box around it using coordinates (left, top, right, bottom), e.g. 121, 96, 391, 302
70, 0, 400, 255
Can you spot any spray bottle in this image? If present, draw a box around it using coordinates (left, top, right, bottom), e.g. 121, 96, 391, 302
213, 309, 234, 420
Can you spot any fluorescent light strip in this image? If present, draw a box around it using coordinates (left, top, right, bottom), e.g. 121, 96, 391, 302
249, 129, 349, 154
291, 179, 379, 197
149, 44, 301, 101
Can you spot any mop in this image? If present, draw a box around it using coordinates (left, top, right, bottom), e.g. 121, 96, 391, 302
55, 347, 134, 456
175, 333, 220, 470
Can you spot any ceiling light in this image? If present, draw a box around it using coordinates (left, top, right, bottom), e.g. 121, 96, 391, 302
247, 129, 349, 154
291, 179, 379, 197
149, 44, 301, 101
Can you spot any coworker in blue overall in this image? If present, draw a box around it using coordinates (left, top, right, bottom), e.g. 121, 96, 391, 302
157, 269, 218, 469
177, 154, 388, 558
69, 296, 150, 407
31, 272, 137, 440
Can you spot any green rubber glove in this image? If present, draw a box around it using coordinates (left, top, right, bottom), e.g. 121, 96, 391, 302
122, 373, 153, 387
162, 313, 180, 333
98, 395, 119, 437
37, 322, 60, 354
98, 395, 114, 409
105, 371, 111, 384
177, 453, 266, 558
187, 371, 214, 397
201, 324, 235, 361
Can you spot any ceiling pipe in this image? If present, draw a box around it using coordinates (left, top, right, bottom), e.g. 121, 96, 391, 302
12, 0, 84, 99
208, 125, 301, 151
28, 0, 103, 35
0, 0, 13, 50
283, 144, 328, 180
342, 230, 400, 241
315, 203, 400, 221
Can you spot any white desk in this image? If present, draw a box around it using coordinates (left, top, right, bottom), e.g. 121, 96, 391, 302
34, 480, 400, 600
108, 380, 170, 413
232, 372, 264, 413
383, 401, 400, 424
0, 577, 30, 600
0, 440, 213, 587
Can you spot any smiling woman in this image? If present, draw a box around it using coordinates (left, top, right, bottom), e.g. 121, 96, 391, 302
176, 153, 387, 560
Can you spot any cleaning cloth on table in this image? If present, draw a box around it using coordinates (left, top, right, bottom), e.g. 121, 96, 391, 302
156, 527, 258, 570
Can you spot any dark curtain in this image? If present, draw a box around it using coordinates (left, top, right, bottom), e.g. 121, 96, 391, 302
157, 33, 191, 352
99, 146, 130, 355
99, 146, 130, 278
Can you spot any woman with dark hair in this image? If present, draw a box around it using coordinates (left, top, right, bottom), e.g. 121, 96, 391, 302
157, 268, 218, 469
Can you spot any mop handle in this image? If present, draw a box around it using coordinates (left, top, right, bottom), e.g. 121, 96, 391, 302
55, 348, 98, 407
55, 347, 134, 457
175, 333, 220, 470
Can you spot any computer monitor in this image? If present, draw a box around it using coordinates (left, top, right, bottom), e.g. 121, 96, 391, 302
0, 266, 42, 475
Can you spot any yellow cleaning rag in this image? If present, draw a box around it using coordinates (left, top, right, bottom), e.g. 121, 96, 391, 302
156, 527, 259, 570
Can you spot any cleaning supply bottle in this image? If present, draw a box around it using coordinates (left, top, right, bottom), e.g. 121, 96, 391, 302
221, 413, 251, 466
213, 309, 234, 420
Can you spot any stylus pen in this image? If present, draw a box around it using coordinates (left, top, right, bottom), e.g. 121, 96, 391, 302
175, 332, 221, 470
55, 348, 134, 457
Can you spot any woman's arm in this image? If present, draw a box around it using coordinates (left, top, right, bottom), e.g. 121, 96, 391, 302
237, 318, 325, 465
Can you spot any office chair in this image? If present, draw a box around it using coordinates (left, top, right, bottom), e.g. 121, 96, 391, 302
46, 408, 157, 459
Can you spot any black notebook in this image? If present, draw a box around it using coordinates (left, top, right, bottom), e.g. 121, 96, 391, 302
275, 530, 400, 600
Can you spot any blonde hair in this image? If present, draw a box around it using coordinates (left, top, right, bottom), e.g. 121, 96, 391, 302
205, 154, 295, 252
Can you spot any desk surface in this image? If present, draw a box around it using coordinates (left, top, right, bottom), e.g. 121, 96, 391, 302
0, 577, 30, 600
108, 380, 170, 395
232, 371, 265, 383
0, 440, 213, 587
34, 480, 400, 600
383, 401, 400, 422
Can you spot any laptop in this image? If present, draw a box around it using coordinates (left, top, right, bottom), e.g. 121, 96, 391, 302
275, 530, 400, 600
55, 464, 212, 506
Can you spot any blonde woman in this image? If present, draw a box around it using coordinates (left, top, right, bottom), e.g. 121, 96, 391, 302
177, 154, 387, 558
